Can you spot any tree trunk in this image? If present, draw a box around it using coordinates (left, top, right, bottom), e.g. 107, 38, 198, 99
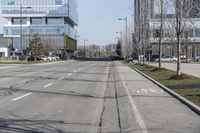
176, 0, 182, 76
177, 37, 181, 76
159, 0, 164, 69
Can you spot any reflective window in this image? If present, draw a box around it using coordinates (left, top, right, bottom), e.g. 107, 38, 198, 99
195, 28, 200, 37
47, 18, 64, 24
31, 18, 43, 25
55, 0, 62, 5
12, 18, 27, 25
188, 29, 194, 37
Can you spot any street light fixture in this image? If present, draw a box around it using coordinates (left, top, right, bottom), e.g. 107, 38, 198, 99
20, 4, 32, 61
118, 17, 128, 33
116, 31, 122, 42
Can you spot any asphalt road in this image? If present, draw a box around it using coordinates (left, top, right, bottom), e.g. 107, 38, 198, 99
0, 60, 199, 133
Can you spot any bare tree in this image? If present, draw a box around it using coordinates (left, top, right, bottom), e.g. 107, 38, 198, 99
123, 23, 134, 60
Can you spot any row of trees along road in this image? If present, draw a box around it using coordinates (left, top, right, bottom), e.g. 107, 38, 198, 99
126, 0, 199, 77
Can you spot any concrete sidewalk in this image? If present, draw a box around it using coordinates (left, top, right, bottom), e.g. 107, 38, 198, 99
149, 62, 200, 78
115, 61, 200, 133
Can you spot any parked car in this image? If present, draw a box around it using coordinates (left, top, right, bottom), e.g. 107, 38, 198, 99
37, 55, 47, 61
180, 54, 186, 60
138, 55, 146, 61
195, 56, 200, 62
160, 56, 177, 62
150, 55, 159, 62
47, 55, 57, 61
127, 57, 133, 62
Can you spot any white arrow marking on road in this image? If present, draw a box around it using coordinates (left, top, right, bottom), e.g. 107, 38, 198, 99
160, 90, 164, 93
141, 89, 148, 93
149, 88, 156, 93
68, 73, 72, 76
137, 90, 141, 93
44, 83, 53, 88
12, 93, 32, 101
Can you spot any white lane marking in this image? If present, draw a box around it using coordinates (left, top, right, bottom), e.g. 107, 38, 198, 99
0, 78, 14, 82
12, 93, 32, 101
44, 83, 53, 88
120, 77, 148, 133
160, 90, 164, 93
73, 70, 77, 73
58, 73, 72, 80
58, 77, 65, 80
68, 73, 72, 76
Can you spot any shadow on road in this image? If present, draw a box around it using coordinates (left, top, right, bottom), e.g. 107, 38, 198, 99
0, 117, 94, 133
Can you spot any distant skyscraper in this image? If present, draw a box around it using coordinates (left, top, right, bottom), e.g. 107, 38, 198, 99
0, 0, 78, 54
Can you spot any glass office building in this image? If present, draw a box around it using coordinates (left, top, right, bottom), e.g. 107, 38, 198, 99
0, 0, 78, 52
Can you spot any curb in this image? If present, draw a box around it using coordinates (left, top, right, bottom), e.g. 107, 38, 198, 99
129, 65, 200, 115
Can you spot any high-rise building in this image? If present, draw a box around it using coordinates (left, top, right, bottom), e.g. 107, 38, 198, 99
0, 0, 78, 57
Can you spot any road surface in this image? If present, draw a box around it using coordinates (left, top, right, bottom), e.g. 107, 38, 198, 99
0, 60, 199, 133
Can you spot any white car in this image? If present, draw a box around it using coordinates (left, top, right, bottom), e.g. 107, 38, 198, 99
37, 55, 47, 61
180, 54, 186, 60
195, 56, 200, 62
161, 56, 177, 62
47, 55, 57, 61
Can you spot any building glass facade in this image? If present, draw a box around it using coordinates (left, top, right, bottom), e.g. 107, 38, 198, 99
0, 0, 78, 51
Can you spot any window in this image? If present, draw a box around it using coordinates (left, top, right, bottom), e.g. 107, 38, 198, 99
12, 18, 27, 25
47, 18, 64, 25
195, 28, 200, 37
31, 18, 43, 25
188, 29, 194, 37
8, 0, 15, 5
55, 0, 62, 5
153, 29, 160, 38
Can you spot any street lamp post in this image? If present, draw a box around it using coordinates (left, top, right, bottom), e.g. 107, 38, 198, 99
118, 17, 128, 33
84, 39, 88, 57
20, 4, 22, 61
20, 4, 32, 61
116, 31, 122, 42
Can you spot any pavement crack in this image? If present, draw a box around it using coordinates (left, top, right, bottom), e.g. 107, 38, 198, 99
113, 63, 122, 133
97, 62, 122, 133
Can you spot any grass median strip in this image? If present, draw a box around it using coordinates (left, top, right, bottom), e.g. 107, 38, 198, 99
123, 61, 200, 107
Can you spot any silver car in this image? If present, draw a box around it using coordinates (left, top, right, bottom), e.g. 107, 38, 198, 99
161, 56, 177, 62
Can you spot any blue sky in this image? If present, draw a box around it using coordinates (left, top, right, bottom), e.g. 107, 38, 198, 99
77, 0, 133, 46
